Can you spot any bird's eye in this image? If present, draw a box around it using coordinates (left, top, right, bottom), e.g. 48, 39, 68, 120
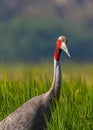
62, 39, 65, 42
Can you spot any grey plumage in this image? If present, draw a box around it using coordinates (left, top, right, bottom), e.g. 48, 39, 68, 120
0, 60, 61, 130
0, 36, 70, 130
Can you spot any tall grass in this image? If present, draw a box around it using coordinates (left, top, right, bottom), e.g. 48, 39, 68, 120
0, 72, 50, 121
0, 65, 93, 130
48, 78, 93, 130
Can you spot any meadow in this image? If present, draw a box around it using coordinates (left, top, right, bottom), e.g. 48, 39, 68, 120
0, 62, 93, 130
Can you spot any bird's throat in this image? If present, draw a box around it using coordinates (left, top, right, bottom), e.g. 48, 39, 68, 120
54, 49, 62, 61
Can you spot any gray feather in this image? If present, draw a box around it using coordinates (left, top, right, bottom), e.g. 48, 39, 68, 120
0, 59, 61, 130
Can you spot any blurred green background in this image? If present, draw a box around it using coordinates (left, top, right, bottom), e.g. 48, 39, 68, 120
0, 1, 93, 128
0, 0, 93, 63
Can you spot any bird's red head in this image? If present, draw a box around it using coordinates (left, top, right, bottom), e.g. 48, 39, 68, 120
54, 36, 70, 61
56, 39, 62, 49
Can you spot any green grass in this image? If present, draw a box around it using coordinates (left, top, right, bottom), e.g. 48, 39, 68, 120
48, 78, 93, 130
0, 63, 93, 130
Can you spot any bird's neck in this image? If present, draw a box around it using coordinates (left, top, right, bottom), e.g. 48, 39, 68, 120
54, 48, 62, 61
51, 57, 62, 100
44, 48, 62, 101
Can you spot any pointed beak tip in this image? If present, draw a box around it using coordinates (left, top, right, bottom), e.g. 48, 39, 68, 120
66, 51, 71, 58
68, 54, 71, 58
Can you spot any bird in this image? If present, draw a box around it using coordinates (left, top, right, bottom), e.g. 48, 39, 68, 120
0, 36, 70, 130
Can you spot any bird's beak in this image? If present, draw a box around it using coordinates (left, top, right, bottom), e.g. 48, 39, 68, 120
61, 42, 71, 57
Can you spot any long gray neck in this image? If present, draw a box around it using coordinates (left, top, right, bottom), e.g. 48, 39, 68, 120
44, 58, 62, 102
51, 58, 62, 100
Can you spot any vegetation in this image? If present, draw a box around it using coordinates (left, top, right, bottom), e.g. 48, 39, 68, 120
48, 78, 93, 130
0, 17, 93, 63
0, 0, 93, 128
0, 63, 93, 129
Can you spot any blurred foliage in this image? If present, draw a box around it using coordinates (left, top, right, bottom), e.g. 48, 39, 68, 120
0, 0, 93, 63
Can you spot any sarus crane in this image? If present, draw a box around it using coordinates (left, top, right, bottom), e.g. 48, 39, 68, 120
0, 36, 71, 130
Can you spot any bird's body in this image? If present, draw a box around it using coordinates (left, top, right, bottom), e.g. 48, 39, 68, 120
0, 36, 70, 130
0, 94, 50, 130
0, 60, 61, 130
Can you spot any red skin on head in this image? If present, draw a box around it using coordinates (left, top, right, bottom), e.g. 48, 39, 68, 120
56, 40, 62, 49
54, 39, 62, 61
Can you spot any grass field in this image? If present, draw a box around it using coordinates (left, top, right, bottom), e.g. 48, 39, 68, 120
0, 62, 93, 130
